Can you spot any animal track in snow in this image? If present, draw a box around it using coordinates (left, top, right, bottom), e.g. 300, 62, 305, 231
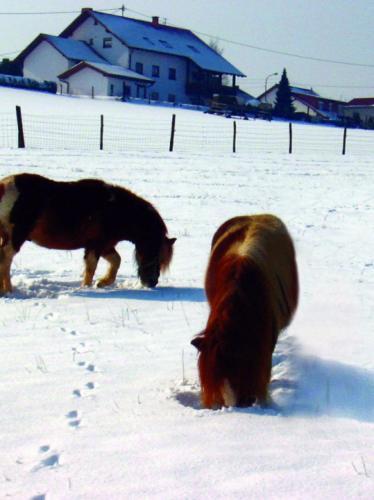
43, 312, 56, 320
72, 382, 95, 398
60, 326, 77, 336
66, 410, 81, 428
32, 451, 60, 472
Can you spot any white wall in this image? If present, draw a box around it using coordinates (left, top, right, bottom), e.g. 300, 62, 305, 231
70, 17, 130, 67
23, 41, 70, 83
259, 87, 278, 106
130, 49, 188, 103
63, 67, 108, 96
344, 106, 374, 123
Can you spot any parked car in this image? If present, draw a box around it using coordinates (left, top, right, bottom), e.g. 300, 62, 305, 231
206, 94, 272, 120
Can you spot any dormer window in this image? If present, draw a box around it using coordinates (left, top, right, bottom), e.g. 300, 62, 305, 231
103, 37, 112, 48
187, 44, 200, 53
143, 36, 155, 46
159, 39, 173, 49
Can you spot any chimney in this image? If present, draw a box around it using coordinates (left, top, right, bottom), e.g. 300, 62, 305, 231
152, 16, 159, 26
81, 8, 93, 13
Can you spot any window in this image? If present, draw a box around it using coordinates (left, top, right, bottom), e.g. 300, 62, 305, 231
109, 84, 114, 96
168, 94, 176, 103
152, 65, 160, 78
88, 38, 94, 46
168, 68, 176, 80
187, 44, 200, 53
143, 36, 155, 46
135, 62, 143, 74
103, 37, 112, 48
159, 39, 173, 49
151, 91, 159, 101
123, 83, 131, 97
136, 85, 146, 98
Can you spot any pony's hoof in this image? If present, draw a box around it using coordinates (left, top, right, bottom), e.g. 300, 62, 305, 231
96, 279, 114, 288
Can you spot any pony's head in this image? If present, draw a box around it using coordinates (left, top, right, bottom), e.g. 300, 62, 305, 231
135, 235, 176, 288
191, 324, 269, 409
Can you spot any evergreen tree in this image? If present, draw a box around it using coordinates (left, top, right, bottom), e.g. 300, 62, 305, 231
0, 58, 21, 76
274, 69, 295, 119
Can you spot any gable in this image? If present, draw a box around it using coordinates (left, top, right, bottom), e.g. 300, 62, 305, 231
14, 34, 106, 66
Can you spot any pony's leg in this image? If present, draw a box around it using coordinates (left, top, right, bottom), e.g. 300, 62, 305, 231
82, 249, 99, 287
97, 248, 121, 288
0, 243, 16, 295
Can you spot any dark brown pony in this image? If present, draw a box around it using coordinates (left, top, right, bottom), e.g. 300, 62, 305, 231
0, 173, 175, 294
191, 214, 298, 409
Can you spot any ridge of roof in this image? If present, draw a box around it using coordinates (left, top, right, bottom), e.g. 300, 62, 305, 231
59, 60, 154, 82
14, 33, 106, 65
61, 10, 245, 77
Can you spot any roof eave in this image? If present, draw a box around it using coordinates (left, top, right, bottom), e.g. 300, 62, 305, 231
59, 62, 154, 83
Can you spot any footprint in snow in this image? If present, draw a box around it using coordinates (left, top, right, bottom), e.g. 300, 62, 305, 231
72, 382, 95, 398
32, 453, 60, 472
66, 410, 81, 428
44, 312, 56, 320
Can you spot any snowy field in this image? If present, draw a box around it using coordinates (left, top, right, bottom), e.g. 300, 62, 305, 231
0, 87, 373, 499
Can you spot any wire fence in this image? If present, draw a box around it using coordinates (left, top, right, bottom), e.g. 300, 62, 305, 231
1, 107, 373, 155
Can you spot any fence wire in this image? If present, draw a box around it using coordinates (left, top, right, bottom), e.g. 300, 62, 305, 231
0, 112, 17, 148
0, 110, 373, 155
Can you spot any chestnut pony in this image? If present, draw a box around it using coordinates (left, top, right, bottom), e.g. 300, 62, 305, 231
191, 214, 298, 408
0, 173, 175, 294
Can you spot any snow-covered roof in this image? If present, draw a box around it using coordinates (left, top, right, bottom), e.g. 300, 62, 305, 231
44, 35, 106, 63
61, 11, 245, 77
290, 86, 320, 97
15, 34, 106, 65
59, 61, 154, 83
347, 97, 374, 106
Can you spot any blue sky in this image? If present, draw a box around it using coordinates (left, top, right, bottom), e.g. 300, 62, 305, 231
1, 0, 373, 101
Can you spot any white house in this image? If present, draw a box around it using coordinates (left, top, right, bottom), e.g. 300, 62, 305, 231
58, 62, 154, 98
343, 98, 374, 127
15, 8, 245, 104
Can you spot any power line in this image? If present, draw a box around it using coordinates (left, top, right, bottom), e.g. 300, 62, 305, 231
192, 30, 374, 69
0, 7, 120, 15
0, 51, 19, 57
240, 80, 374, 90
1, 5, 373, 73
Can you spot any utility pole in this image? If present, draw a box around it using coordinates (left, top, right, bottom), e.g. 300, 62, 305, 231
121, 4, 125, 17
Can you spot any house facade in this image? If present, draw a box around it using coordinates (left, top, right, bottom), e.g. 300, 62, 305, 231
343, 98, 374, 127
15, 9, 245, 104
258, 85, 346, 121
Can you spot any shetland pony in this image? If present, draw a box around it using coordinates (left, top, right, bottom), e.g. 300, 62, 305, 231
191, 214, 298, 408
0, 173, 176, 294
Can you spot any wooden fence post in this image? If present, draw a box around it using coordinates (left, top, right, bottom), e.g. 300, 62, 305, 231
169, 114, 176, 152
342, 127, 347, 155
233, 120, 237, 153
16, 105, 25, 148
289, 122, 293, 154
100, 114, 104, 150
